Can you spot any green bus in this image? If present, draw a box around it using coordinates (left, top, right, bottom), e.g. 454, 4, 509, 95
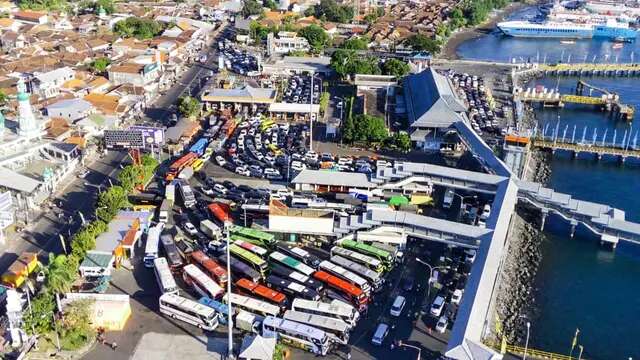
231, 226, 276, 247
339, 240, 393, 268
229, 244, 268, 275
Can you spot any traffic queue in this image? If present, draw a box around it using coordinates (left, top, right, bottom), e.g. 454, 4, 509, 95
146, 208, 402, 356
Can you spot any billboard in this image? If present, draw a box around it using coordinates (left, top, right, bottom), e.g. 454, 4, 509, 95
104, 130, 144, 149
129, 126, 165, 146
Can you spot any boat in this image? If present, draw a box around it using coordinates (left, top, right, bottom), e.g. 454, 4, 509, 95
497, 19, 637, 40
560, 40, 576, 44
612, 43, 624, 49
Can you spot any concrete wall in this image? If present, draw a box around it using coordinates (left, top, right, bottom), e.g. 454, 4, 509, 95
268, 214, 334, 235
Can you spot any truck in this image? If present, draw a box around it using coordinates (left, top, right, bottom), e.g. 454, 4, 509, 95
159, 199, 171, 223
235, 310, 263, 333
208, 202, 233, 224
165, 183, 176, 204
178, 166, 194, 180
443, 189, 455, 209
2, 252, 38, 288
200, 219, 221, 240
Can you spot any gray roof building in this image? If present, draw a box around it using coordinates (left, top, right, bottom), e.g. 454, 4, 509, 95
404, 68, 466, 130
201, 85, 277, 104
291, 169, 374, 189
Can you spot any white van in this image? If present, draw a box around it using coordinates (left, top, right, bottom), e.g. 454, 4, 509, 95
371, 323, 389, 346
390, 295, 406, 317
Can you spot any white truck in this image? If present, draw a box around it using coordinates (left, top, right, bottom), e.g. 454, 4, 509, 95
200, 219, 221, 240
158, 199, 171, 223
235, 310, 263, 333
165, 183, 175, 204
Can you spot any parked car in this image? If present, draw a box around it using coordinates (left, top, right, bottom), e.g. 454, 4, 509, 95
371, 323, 389, 346
435, 316, 448, 333
390, 296, 406, 317
430, 295, 446, 317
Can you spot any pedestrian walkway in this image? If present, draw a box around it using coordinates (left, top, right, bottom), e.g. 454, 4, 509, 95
131, 332, 226, 360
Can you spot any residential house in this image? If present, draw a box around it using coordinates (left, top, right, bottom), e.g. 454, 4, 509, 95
13, 10, 48, 25
0, 31, 25, 52
112, 38, 149, 56
0, 18, 21, 32
108, 62, 160, 87
266, 32, 310, 56
32, 67, 76, 99
88, 76, 111, 93
84, 92, 126, 116
323, 23, 337, 37
45, 98, 94, 121
87, 38, 110, 52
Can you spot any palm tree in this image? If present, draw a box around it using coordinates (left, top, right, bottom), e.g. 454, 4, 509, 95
45, 253, 78, 310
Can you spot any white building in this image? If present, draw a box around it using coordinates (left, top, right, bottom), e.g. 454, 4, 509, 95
267, 32, 310, 56
45, 98, 94, 121
32, 67, 76, 99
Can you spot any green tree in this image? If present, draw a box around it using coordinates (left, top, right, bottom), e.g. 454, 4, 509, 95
449, 7, 467, 29
23, 292, 56, 335
44, 253, 77, 295
342, 36, 368, 50
405, 34, 440, 53
394, 131, 412, 152
96, 0, 115, 14
178, 96, 201, 118
57, 299, 96, 350
18, 0, 67, 11
298, 25, 330, 52
351, 57, 381, 75
242, 0, 264, 17
0, 90, 7, 106
117, 165, 142, 192
96, 185, 129, 222
310, 0, 353, 23
319, 92, 330, 115
330, 49, 356, 78
113, 18, 165, 40
264, 0, 277, 10
90, 57, 110, 73
352, 114, 387, 143
382, 58, 410, 77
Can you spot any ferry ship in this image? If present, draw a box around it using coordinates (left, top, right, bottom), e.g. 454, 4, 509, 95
497, 19, 637, 40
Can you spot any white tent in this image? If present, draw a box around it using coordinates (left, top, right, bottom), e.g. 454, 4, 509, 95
239, 335, 276, 360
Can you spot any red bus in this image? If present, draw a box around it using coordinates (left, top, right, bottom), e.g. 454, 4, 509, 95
235, 278, 288, 308
166, 152, 198, 181
208, 202, 233, 224
313, 270, 368, 311
191, 250, 228, 287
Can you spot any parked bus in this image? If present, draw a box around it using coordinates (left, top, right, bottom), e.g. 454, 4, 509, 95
339, 239, 393, 268
153, 257, 179, 295
330, 246, 384, 273
262, 316, 330, 356
166, 152, 198, 181
259, 120, 275, 131
318, 260, 371, 295
143, 224, 163, 268
283, 310, 351, 345
235, 278, 288, 308
160, 234, 184, 270
216, 255, 261, 283
225, 293, 280, 317
230, 226, 276, 247
266, 275, 320, 301
275, 242, 321, 268
229, 244, 268, 275
291, 298, 360, 327
182, 264, 225, 300
313, 270, 368, 311
191, 250, 228, 286
330, 255, 384, 291
189, 138, 209, 157
208, 202, 233, 225
269, 252, 315, 277
198, 296, 230, 325
269, 264, 323, 293
233, 239, 268, 258
178, 180, 196, 208
159, 293, 218, 330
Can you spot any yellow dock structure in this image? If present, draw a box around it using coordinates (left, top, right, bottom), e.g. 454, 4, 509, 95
537, 62, 640, 76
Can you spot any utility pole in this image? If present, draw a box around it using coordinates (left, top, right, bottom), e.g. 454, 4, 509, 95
309, 73, 314, 152
224, 226, 234, 359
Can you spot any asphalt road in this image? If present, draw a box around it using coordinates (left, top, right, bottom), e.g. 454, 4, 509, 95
0, 150, 126, 271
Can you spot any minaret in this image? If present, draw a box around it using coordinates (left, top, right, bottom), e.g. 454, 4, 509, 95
0, 110, 5, 137
16, 78, 39, 137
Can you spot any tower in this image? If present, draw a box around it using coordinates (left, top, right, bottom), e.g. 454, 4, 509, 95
16, 78, 39, 137
0, 110, 5, 137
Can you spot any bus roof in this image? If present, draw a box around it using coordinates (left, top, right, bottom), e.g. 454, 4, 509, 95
292, 298, 355, 317
226, 293, 280, 316
263, 316, 327, 340
283, 310, 350, 332
160, 293, 215, 316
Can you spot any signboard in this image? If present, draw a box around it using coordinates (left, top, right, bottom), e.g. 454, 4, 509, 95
129, 126, 165, 146
0, 191, 14, 229
104, 130, 144, 149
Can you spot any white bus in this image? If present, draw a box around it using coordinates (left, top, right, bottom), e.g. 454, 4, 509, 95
330, 246, 384, 273
159, 293, 219, 331
262, 316, 330, 356
269, 251, 315, 276
291, 298, 360, 327
330, 255, 384, 291
179, 180, 196, 208
182, 264, 225, 300
283, 310, 351, 345
224, 293, 280, 317
144, 224, 163, 268
154, 257, 179, 295
319, 260, 371, 295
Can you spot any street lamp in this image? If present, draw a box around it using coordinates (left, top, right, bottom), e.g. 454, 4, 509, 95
224, 225, 234, 359
415, 258, 449, 300
523, 321, 530, 360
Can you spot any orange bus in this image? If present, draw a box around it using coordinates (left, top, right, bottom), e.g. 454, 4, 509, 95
313, 270, 368, 311
191, 250, 228, 287
166, 152, 198, 181
235, 278, 288, 309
